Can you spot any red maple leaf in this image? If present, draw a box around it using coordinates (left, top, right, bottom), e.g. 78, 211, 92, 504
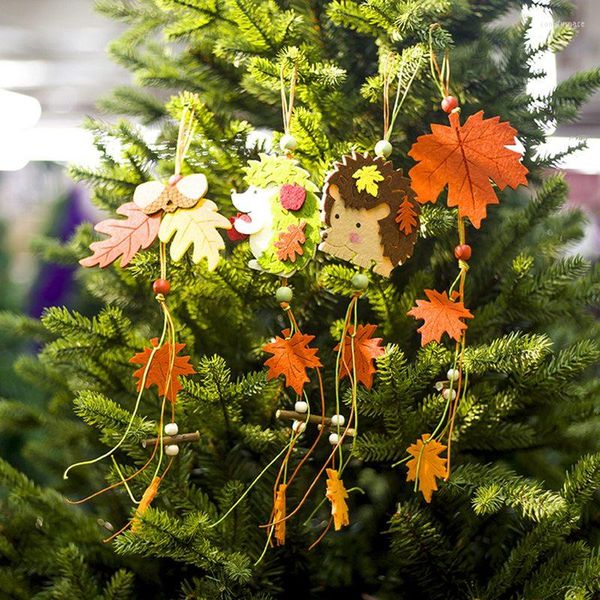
395, 197, 418, 235
408, 111, 528, 228
130, 338, 196, 403
407, 289, 474, 346
263, 328, 322, 395
334, 324, 385, 389
274, 221, 306, 262
80, 203, 161, 268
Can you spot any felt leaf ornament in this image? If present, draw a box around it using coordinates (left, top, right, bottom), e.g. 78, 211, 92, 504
353, 165, 384, 197
274, 221, 306, 262
396, 197, 418, 235
325, 469, 350, 530
133, 173, 208, 214
158, 199, 231, 269
406, 434, 447, 503
263, 329, 322, 395
273, 483, 287, 546
408, 111, 528, 228
130, 338, 196, 403
335, 324, 385, 389
80, 203, 160, 269
132, 476, 161, 532
407, 289, 474, 346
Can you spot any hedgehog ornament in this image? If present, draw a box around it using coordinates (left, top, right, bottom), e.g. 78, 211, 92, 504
231, 153, 320, 277
320, 151, 420, 277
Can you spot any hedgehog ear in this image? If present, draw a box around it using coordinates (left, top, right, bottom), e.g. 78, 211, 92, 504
368, 202, 390, 220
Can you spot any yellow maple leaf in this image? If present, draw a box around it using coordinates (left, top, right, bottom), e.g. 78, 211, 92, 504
325, 468, 350, 530
406, 434, 447, 502
158, 199, 231, 269
273, 483, 287, 546
353, 165, 384, 197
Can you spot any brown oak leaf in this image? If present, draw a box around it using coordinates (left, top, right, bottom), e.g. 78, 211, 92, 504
335, 324, 385, 389
263, 328, 321, 395
406, 434, 447, 503
130, 338, 196, 403
408, 111, 528, 228
325, 468, 350, 530
395, 197, 418, 235
407, 289, 474, 346
274, 221, 306, 262
80, 202, 161, 268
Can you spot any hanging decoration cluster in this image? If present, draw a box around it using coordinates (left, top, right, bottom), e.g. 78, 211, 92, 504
73, 36, 528, 550
398, 42, 528, 502
71, 96, 231, 538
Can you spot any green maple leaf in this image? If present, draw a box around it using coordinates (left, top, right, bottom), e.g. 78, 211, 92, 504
353, 165, 384, 197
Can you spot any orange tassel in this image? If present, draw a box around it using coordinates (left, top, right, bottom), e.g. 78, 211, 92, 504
132, 476, 161, 533
325, 469, 349, 531
273, 483, 287, 545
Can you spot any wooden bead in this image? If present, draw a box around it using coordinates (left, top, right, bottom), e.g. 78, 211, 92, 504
442, 96, 459, 113
153, 278, 171, 295
454, 244, 472, 261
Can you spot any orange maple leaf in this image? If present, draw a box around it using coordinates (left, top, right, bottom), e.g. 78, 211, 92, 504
273, 483, 287, 546
395, 197, 418, 235
407, 290, 474, 346
274, 221, 306, 262
263, 329, 322, 395
80, 203, 161, 268
335, 324, 385, 389
408, 111, 528, 228
406, 434, 447, 503
325, 468, 350, 530
130, 338, 196, 403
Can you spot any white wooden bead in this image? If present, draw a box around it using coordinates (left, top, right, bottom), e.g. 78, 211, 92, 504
447, 369, 460, 382
292, 420, 306, 434
442, 388, 457, 401
329, 432, 340, 445
295, 401, 308, 414
165, 444, 180, 456
164, 422, 179, 436
330, 414, 345, 427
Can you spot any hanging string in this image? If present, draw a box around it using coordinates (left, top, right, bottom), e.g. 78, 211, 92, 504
174, 103, 196, 176
429, 26, 451, 99
280, 61, 298, 136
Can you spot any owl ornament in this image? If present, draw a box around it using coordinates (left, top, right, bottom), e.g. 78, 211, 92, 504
230, 153, 320, 277
320, 150, 420, 277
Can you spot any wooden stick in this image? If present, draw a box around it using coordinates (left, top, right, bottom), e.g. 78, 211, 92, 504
142, 431, 200, 449
275, 410, 356, 437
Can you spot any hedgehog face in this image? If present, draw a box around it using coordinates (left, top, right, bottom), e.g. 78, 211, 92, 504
321, 187, 393, 275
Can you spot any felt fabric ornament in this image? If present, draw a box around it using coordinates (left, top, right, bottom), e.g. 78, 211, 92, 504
263, 328, 322, 395
133, 173, 208, 214
334, 323, 385, 389
273, 484, 287, 546
320, 152, 420, 277
407, 289, 474, 346
408, 111, 528, 228
325, 469, 350, 530
230, 154, 320, 277
406, 435, 447, 503
132, 476, 161, 532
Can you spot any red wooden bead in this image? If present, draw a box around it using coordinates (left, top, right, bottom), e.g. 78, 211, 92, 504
442, 96, 459, 113
153, 278, 171, 295
454, 244, 472, 261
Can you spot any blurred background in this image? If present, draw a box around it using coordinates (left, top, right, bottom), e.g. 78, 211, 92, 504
0, 0, 599, 316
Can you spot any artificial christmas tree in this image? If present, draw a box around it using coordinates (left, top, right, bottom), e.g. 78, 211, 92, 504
1, 0, 600, 598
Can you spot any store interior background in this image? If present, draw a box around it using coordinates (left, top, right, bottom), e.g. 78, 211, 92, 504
0, 0, 598, 315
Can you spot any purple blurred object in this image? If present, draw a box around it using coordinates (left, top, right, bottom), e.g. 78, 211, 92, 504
28, 186, 91, 317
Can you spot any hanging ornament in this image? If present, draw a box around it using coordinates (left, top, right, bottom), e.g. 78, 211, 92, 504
396, 38, 528, 502
230, 62, 320, 277
68, 95, 229, 538
319, 51, 423, 277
